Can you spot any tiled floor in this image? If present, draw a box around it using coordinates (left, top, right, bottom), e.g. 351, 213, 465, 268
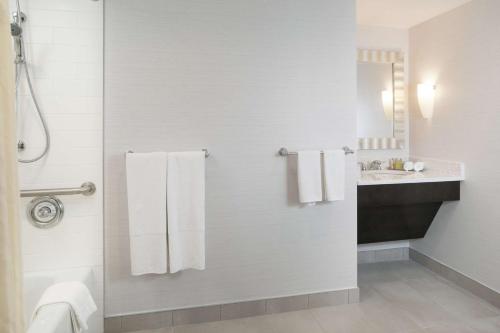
130, 260, 500, 333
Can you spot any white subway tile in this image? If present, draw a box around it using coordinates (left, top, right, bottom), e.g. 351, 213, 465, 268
24, 26, 53, 44
46, 114, 102, 131
28, 10, 79, 28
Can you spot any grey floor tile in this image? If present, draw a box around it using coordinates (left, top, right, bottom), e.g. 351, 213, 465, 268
357, 251, 375, 264
357, 262, 400, 286
391, 298, 458, 329
308, 290, 349, 308
171, 310, 331, 333
359, 301, 423, 332
371, 280, 431, 304
408, 278, 500, 320
358, 285, 388, 306
370, 280, 460, 328
404, 274, 455, 294
263, 310, 324, 333
172, 319, 257, 333
382, 260, 440, 281
420, 322, 478, 333
466, 316, 500, 333
311, 304, 387, 333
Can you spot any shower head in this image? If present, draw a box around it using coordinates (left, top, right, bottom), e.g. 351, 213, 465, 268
11, 11, 25, 37
11, 10, 26, 63
11, 22, 22, 37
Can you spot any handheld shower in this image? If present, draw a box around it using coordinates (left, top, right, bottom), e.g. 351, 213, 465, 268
10, 21, 22, 36
11, 1, 51, 163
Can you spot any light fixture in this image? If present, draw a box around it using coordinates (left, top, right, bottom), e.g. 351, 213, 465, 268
381, 90, 393, 120
417, 83, 436, 119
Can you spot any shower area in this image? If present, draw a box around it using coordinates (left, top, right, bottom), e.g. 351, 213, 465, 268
6, 0, 104, 331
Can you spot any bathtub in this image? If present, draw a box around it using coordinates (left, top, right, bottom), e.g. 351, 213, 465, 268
24, 268, 97, 333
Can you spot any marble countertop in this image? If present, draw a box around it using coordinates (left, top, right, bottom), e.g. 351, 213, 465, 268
358, 157, 465, 186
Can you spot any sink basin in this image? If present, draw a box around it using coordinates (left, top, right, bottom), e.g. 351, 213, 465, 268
364, 170, 409, 176
361, 170, 419, 181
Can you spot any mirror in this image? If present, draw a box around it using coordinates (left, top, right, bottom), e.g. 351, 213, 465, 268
357, 62, 394, 138
357, 49, 405, 150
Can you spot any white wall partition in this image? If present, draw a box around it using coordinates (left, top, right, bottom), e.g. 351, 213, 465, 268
409, 0, 500, 293
12, 0, 104, 331
105, 0, 357, 316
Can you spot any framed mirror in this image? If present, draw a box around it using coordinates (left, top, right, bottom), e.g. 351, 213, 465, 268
357, 49, 405, 150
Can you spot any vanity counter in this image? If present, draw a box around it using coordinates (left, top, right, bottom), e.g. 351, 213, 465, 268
357, 157, 464, 244
358, 157, 465, 186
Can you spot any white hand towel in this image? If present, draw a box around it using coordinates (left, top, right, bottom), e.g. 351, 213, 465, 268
297, 151, 322, 205
126, 152, 168, 275
32, 282, 97, 333
323, 150, 345, 201
167, 151, 206, 273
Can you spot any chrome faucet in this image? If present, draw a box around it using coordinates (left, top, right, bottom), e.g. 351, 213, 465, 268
368, 160, 383, 170
359, 160, 383, 171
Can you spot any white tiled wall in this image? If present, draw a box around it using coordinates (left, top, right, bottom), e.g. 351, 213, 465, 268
105, 0, 357, 317
11, 0, 103, 332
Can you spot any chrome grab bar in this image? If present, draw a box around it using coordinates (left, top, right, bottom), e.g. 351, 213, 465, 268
20, 182, 96, 198
278, 146, 355, 156
126, 149, 210, 158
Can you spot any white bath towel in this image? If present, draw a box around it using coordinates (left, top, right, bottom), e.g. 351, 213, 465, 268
297, 151, 322, 205
167, 151, 206, 273
323, 150, 345, 201
126, 152, 168, 275
32, 282, 97, 333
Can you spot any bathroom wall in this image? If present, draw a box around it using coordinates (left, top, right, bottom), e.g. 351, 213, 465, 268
409, 0, 500, 292
356, 25, 410, 252
12, 0, 103, 331
357, 25, 410, 162
105, 0, 357, 316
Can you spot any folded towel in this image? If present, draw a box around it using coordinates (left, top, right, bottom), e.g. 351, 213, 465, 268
32, 282, 97, 333
323, 150, 345, 201
167, 151, 206, 273
297, 151, 322, 205
126, 152, 168, 275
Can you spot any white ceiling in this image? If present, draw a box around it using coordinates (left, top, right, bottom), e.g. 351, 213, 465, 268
357, 0, 474, 29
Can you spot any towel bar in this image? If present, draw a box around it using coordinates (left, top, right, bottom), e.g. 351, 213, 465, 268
126, 149, 210, 158
20, 182, 96, 198
278, 147, 355, 156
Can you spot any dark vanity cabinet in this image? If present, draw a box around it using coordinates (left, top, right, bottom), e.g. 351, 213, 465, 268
357, 181, 460, 244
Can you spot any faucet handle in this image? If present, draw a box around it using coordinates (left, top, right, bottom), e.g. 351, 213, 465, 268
370, 160, 383, 170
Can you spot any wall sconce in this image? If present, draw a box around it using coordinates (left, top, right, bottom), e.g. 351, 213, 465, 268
417, 83, 436, 119
381, 90, 394, 120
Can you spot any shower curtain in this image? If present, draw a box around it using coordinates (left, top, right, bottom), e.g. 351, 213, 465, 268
0, 0, 24, 332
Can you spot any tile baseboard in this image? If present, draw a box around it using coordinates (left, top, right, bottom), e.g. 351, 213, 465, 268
104, 287, 359, 333
409, 248, 500, 309
358, 247, 409, 264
